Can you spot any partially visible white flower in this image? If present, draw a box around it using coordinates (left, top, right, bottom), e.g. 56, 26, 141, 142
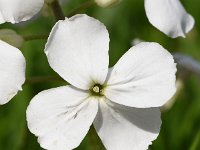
26, 14, 176, 150
0, 0, 44, 24
162, 78, 183, 111
0, 40, 26, 105
0, 29, 24, 48
145, 0, 195, 38
95, 0, 121, 8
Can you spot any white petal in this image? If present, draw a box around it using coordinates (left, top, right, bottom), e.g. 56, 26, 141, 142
0, 0, 44, 24
0, 40, 25, 105
105, 42, 176, 108
45, 14, 110, 90
145, 0, 195, 38
94, 99, 161, 150
26, 86, 98, 150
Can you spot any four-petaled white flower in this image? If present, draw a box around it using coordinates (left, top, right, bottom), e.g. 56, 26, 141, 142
145, 0, 195, 38
0, 40, 25, 105
0, 0, 44, 24
26, 14, 176, 150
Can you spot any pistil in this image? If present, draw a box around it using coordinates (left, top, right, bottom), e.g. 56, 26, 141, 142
90, 84, 104, 96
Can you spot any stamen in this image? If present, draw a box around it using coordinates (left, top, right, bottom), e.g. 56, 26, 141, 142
93, 86, 100, 93
90, 84, 104, 96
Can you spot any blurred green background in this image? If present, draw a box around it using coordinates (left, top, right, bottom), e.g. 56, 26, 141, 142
0, 0, 200, 149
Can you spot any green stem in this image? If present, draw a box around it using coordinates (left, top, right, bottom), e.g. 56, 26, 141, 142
25, 76, 65, 84
17, 124, 28, 150
67, 0, 95, 17
49, 0, 65, 21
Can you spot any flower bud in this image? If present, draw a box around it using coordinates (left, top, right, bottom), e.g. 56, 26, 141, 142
95, 0, 121, 8
161, 79, 183, 111
0, 29, 24, 48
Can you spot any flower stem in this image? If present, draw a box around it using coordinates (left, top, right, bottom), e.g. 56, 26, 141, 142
25, 76, 65, 84
49, 0, 65, 21
16, 124, 28, 150
67, 0, 95, 17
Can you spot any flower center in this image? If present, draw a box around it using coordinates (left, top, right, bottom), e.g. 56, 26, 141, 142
90, 84, 104, 96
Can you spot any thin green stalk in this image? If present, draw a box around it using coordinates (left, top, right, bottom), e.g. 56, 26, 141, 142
49, 0, 65, 21
25, 76, 64, 84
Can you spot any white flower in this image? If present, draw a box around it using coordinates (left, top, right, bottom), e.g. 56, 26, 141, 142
145, 0, 195, 38
0, 40, 26, 105
26, 14, 176, 150
0, 0, 44, 24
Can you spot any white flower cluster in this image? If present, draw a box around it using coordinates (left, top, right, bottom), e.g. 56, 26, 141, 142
0, 0, 194, 150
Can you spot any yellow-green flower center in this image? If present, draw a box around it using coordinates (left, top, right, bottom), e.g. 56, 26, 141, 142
90, 84, 104, 96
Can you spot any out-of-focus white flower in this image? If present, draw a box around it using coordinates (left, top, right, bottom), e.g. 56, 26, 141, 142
0, 40, 26, 105
162, 79, 183, 111
0, 0, 44, 24
131, 38, 143, 46
95, 0, 121, 8
26, 14, 176, 150
0, 29, 24, 48
145, 0, 195, 38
